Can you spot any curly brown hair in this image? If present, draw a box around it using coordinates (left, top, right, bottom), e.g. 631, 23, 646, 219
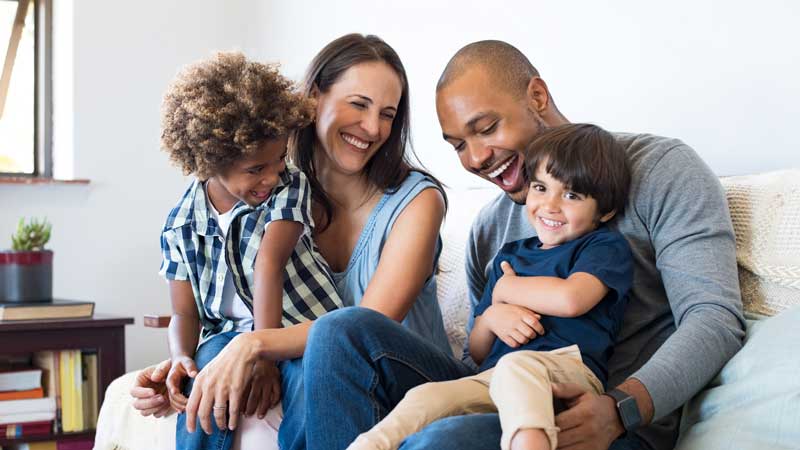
161, 52, 314, 179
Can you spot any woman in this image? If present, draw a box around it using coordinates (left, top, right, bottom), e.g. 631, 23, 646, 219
131, 33, 453, 449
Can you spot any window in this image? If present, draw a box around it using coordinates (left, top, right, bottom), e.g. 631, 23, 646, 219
0, 0, 51, 177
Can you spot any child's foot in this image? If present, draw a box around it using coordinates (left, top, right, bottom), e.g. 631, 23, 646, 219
346, 433, 392, 450
511, 428, 551, 450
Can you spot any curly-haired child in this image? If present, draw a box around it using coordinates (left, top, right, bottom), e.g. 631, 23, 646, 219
349, 123, 633, 450
158, 52, 343, 449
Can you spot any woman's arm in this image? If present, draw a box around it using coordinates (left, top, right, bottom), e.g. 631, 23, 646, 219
358, 188, 446, 320
253, 220, 303, 329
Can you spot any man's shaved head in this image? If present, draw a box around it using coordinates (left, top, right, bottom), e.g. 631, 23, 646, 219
437, 40, 539, 99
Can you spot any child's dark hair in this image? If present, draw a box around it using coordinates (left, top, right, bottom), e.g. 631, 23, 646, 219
524, 123, 631, 219
161, 52, 314, 180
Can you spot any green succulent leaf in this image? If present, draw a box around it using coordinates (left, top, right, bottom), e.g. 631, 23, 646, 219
11, 217, 52, 251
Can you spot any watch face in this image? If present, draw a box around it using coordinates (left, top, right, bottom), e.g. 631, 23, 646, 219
618, 396, 642, 430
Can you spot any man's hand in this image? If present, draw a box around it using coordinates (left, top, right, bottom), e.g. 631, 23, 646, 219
552, 382, 624, 450
130, 359, 173, 418
166, 355, 198, 413
484, 303, 544, 348
241, 359, 281, 419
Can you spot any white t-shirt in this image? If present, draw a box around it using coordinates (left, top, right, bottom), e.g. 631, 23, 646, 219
207, 191, 256, 333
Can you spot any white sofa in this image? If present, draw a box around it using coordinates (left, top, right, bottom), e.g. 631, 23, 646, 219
94, 170, 800, 450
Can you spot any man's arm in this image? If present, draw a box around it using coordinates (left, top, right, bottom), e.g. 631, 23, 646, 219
253, 220, 303, 329
554, 145, 745, 449
628, 145, 745, 420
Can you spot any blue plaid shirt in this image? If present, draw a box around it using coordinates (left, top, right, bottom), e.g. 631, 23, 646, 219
159, 164, 343, 343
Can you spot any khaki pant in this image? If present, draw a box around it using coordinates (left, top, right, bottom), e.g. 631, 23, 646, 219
347, 345, 603, 450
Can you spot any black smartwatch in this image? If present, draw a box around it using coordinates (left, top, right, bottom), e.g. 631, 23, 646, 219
604, 388, 642, 434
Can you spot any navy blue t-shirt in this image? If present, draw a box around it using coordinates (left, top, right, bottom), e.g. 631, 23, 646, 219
474, 226, 633, 387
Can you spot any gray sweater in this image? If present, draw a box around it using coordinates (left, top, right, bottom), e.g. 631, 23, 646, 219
465, 133, 746, 450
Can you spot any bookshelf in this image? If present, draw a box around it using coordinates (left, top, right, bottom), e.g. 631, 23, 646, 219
0, 314, 133, 446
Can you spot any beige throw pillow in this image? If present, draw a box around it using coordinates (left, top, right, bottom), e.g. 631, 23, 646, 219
722, 170, 800, 316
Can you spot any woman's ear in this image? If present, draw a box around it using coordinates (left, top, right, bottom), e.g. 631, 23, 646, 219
310, 83, 321, 99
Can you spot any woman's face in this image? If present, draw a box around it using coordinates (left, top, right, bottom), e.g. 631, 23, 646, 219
314, 61, 403, 177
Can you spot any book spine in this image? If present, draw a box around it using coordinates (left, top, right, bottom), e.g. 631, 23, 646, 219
53, 351, 61, 434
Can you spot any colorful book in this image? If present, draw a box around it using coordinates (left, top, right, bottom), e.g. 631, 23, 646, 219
32, 350, 60, 433
21, 441, 58, 450
0, 410, 56, 425
56, 437, 94, 450
0, 299, 94, 321
0, 396, 55, 415
58, 350, 72, 432
4, 420, 52, 438
81, 351, 98, 429
71, 350, 83, 431
0, 387, 43, 400
0, 367, 42, 391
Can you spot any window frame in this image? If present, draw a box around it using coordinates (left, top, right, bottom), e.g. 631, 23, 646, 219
0, 0, 52, 178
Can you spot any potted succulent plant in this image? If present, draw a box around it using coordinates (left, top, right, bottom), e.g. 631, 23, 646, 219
1, 217, 53, 303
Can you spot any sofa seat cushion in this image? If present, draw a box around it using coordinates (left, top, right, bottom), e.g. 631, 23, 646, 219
675, 306, 800, 449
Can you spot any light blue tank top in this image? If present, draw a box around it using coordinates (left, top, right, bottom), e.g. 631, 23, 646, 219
332, 171, 450, 354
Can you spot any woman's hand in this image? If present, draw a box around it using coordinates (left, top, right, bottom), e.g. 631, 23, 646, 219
484, 303, 545, 348
185, 332, 262, 434
165, 355, 198, 413
129, 359, 173, 417
241, 359, 281, 419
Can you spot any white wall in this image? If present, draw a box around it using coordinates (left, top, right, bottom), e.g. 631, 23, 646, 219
1, 0, 799, 371
1, 0, 272, 370
260, 0, 800, 188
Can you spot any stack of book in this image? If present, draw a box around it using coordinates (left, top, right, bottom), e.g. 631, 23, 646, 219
0, 350, 99, 443
0, 366, 55, 439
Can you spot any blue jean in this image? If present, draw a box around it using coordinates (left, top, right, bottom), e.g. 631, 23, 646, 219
176, 331, 240, 450
277, 357, 305, 450
280, 307, 474, 450
399, 413, 650, 450
282, 307, 651, 450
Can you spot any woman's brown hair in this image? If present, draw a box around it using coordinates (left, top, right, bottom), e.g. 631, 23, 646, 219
290, 33, 444, 230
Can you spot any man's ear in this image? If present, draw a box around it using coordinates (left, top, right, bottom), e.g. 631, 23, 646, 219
526, 77, 550, 114
598, 209, 617, 224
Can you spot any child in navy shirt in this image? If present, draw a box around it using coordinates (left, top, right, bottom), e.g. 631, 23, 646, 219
349, 123, 633, 450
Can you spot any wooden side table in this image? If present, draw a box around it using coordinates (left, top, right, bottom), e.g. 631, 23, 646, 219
0, 314, 134, 446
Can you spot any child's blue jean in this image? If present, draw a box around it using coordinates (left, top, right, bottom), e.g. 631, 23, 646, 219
176, 331, 240, 450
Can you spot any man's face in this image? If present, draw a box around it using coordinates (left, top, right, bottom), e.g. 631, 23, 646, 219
436, 68, 544, 204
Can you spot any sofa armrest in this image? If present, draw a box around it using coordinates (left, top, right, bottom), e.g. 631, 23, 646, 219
94, 371, 176, 450
95, 370, 282, 450
144, 315, 171, 328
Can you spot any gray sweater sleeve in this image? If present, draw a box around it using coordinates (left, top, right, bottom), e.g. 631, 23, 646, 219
461, 224, 486, 367
631, 146, 746, 419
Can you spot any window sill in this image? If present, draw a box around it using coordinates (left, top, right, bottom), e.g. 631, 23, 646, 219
0, 176, 90, 185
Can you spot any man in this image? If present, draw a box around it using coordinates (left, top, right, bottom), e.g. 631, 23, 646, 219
301, 40, 744, 450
